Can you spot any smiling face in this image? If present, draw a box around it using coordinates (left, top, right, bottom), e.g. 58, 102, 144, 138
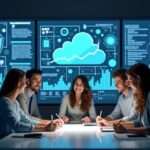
114, 76, 128, 93
127, 74, 137, 93
73, 78, 85, 95
27, 74, 42, 92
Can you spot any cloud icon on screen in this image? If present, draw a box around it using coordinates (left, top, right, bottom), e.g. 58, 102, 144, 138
52, 32, 106, 65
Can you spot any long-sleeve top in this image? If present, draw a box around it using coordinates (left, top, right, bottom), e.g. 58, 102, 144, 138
17, 88, 41, 118
59, 94, 96, 122
142, 93, 150, 127
134, 92, 150, 128
107, 89, 137, 121
0, 97, 38, 137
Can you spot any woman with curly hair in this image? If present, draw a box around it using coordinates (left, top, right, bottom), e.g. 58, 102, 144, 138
114, 63, 150, 134
59, 75, 96, 123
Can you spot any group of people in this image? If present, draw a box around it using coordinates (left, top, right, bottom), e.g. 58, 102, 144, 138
97, 63, 150, 134
0, 69, 63, 137
0, 63, 150, 137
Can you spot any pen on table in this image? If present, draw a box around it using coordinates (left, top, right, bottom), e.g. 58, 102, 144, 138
99, 110, 103, 119
55, 113, 64, 126
51, 114, 53, 122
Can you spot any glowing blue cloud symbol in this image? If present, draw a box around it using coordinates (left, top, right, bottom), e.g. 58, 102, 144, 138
53, 32, 106, 65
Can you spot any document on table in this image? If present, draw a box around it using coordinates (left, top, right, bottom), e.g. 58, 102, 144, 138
100, 126, 114, 132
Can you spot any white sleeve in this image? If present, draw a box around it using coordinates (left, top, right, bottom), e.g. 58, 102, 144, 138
89, 100, 96, 121
107, 96, 122, 119
59, 95, 69, 117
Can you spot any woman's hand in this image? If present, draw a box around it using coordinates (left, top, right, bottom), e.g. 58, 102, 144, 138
45, 121, 57, 131
38, 118, 64, 127
33, 123, 48, 132
53, 118, 64, 127
113, 121, 149, 134
39, 119, 50, 126
113, 122, 128, 133
81, 116, 91, 123
62, 116, 70, 123
96, 116, 109, 126
33, 121, 58, 132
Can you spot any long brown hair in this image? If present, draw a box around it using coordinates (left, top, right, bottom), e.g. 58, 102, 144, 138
0, 69, 25, 97
69, 75, 92, 112
127, 63, 150, 113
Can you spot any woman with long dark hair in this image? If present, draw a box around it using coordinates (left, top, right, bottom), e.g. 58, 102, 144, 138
114, 63, 150, 134
59, 75, 96, 123
0, 69, 61, 137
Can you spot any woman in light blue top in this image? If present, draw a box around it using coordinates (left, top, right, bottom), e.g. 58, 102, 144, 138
0, 69, 62, 137
0, 69, 35, 137
59, 75, 96, 123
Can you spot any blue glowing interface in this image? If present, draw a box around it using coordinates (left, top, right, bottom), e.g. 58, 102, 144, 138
123, 20, 150, 68
0, 21, 35, 87
38, 21, 120, 104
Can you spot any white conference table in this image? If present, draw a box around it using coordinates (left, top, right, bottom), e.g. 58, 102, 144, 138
0, 124, 150, 149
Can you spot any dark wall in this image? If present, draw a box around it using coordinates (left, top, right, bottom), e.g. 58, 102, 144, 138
39, 104, 115, 119
0, 0, 150, 19
1, 0, 150, 118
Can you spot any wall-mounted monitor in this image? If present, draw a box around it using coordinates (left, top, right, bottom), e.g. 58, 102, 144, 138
37, 20, 120, 104
0, 21, 35, 87
123, 20, 150, 68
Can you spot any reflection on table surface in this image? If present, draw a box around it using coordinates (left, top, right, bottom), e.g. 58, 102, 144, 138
0, 124, 150, 149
